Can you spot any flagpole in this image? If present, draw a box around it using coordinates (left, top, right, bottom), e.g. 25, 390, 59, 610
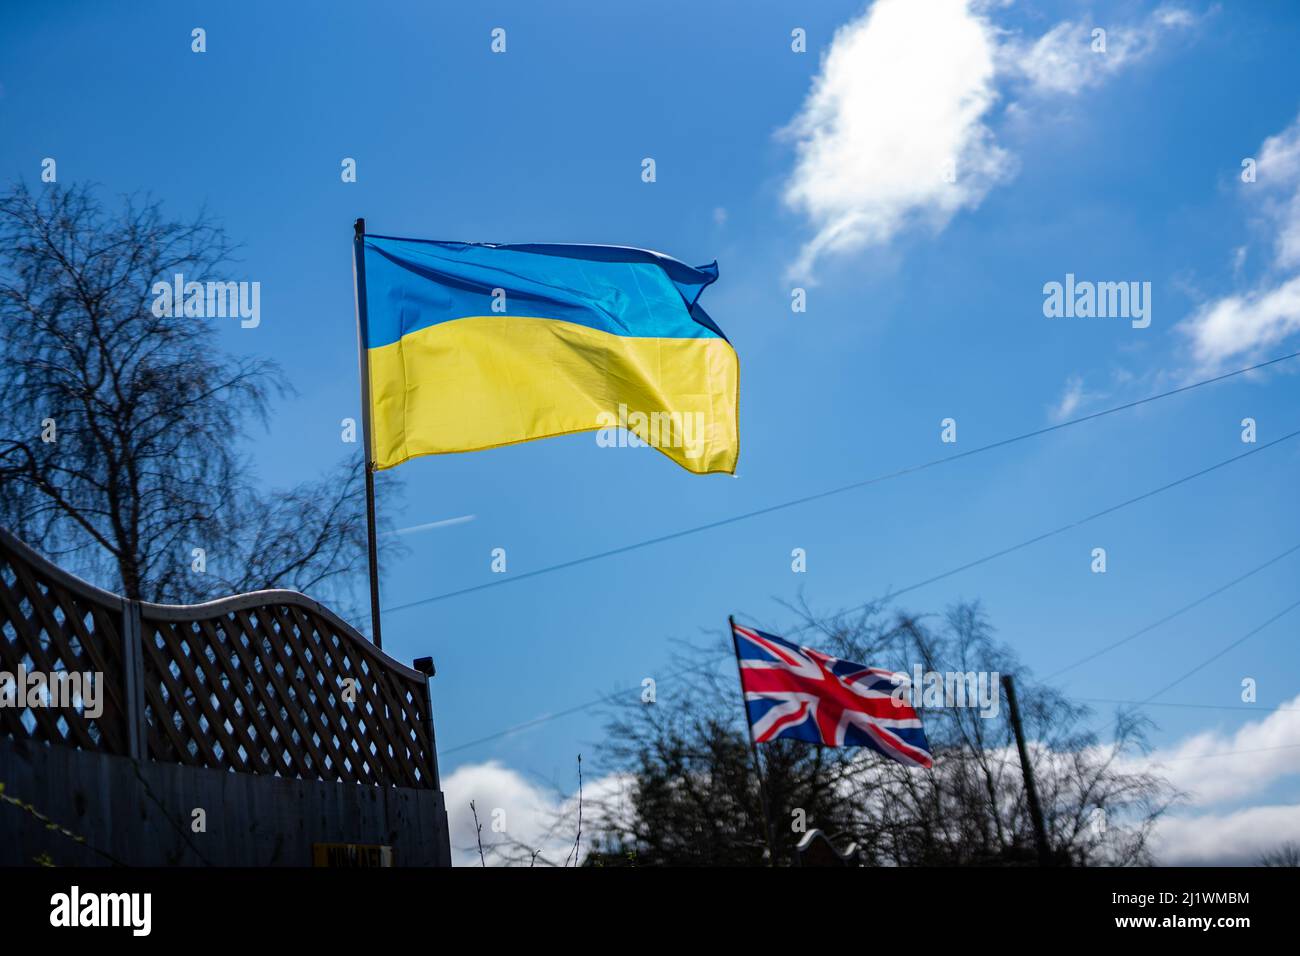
352, 217, 383, 649
729, 615, 778, 867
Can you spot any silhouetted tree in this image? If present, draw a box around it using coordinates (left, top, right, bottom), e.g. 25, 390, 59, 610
0, 182, 395, 621
1259, 841, 1300, 867
587, 600, 1177, 866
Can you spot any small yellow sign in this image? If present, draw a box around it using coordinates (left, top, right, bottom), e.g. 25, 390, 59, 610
312, 843, 394, 867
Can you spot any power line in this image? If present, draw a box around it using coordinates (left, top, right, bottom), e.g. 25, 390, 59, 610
445, 683, 1300, 757
443, 590, 1300, 759
1044, 541, 1300, 683
1070, 697, 1300, 714
983, 740, 1300, 771
917, 599, 1300, 773
964, 600, 1300, 782
386, 349, 1300, 614
440, 655, 725, 756
840, 427, 1300, 614
1139, 742, 1300, 763
1081, 594, 1300, 743
440, 426, 1298, 757
1141, 595, 1300, 703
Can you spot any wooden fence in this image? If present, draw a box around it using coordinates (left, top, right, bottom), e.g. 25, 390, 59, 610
0, 525, 439, 790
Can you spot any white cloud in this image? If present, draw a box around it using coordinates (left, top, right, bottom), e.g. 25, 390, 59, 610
1256, 103, 1300, 179
1179, 114, 1300, 368
1232, 244, 1248, 277
1153, 804, 1300, 865
443, 760, 557, 867
1049, 373, 1093, 421
1006, 7, 1196, 96
782, 2, 1200, 278
1124, 694, 1300, 807
1180, 276, 1300, 369
782, 0, 1012, 280
442, 759, 631, 867
1106, 692, 1300, 864
1255, 116, 1300, 269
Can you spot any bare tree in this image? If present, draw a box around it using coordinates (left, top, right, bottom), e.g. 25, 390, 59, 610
587, 619, 880, 867
1259, 841, 1300, 867
587, 600, 1178, 866
462, 756, 590, 867
0, 182, 395, 622
469, 801, 487, 867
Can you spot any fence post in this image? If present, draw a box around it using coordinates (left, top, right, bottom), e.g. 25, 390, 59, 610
412, 657, 440, 790
120, 600, 149, 761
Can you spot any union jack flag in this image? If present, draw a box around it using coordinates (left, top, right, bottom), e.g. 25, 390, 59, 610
731, 621, 933, 768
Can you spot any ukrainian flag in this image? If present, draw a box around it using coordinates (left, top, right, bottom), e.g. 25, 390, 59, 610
359, 236, 739, 474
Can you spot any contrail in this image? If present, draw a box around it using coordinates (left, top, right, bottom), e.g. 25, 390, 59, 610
386, 514, 476, 537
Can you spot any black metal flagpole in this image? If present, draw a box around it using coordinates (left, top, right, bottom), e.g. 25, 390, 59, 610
352, 217, 383, 649
729, 615, 778, 866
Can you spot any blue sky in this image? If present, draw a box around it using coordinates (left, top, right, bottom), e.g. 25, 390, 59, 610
4, 0, 1300, 863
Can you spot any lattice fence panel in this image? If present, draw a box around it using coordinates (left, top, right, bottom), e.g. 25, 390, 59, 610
1, 527, 436, 790
0, 535, 129, 755
139, 602, 435, 787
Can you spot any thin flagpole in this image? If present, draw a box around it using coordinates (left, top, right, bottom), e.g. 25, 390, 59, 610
729, 615, 778, 867
352, 217, 383, 649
